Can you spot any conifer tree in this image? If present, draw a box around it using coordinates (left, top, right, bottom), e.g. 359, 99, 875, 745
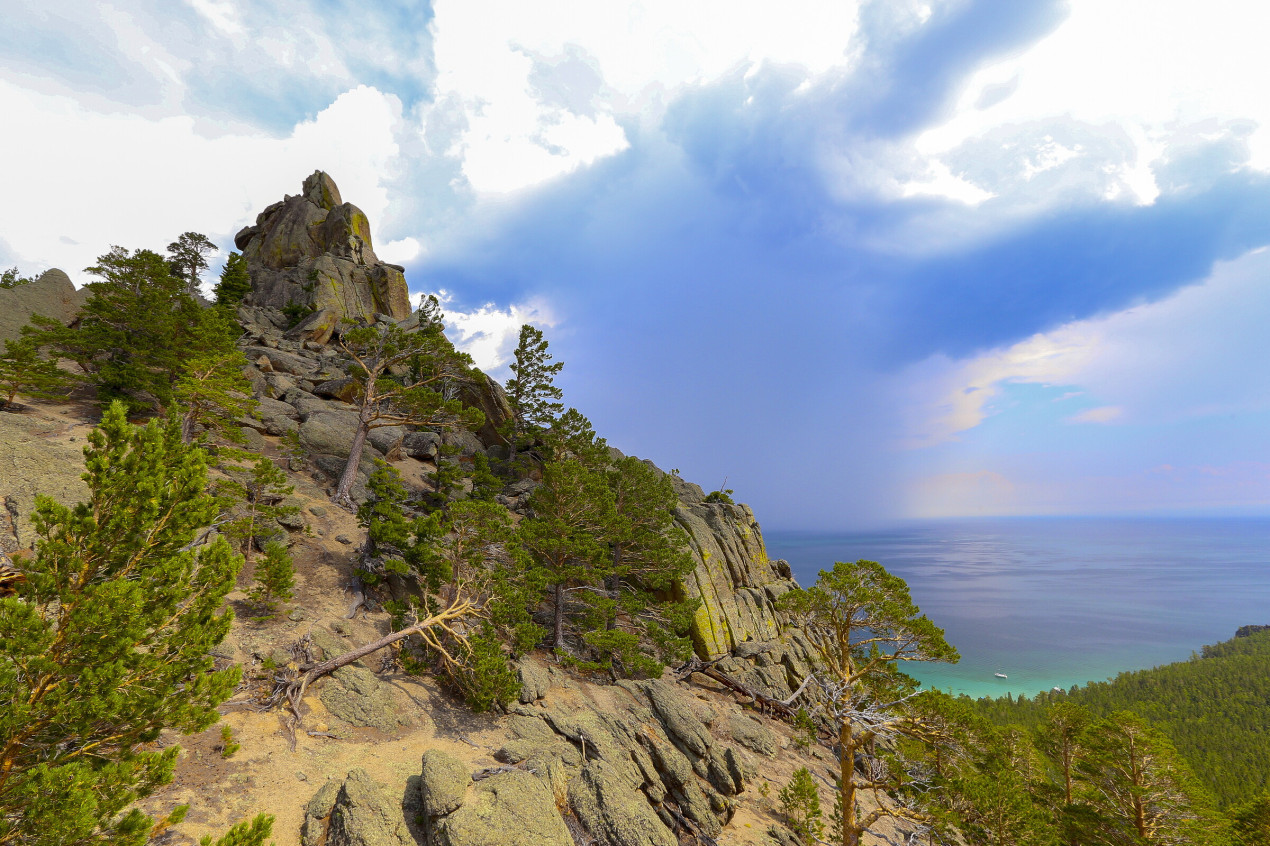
1077, 712, 1221, 845
173, 349, 257, 444
249, 541, 295, 613
1037, 702, 1091, 808
779, 767, 824, 843
219, 455, 297, 568
356, 461, 527, 710
504, 324, 563, 459
357, 460, 446, 595
167, 231, 217, 297
333, 311, 483, 505
0, 268, 34, 289
519, 459, 616, 651
0, 337, 75, 409
582, 455, 696, 675
0, 402, 244, 845
213, 251, 251, 309
778, 560, 960, 846
26, 246, 226, 411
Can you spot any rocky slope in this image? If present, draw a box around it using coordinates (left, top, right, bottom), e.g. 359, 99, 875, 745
0, 173, 915, 846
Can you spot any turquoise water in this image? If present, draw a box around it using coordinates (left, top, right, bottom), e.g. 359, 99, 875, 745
766, 517, 1270, 700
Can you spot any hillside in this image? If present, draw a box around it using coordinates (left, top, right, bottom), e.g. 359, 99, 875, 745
0, 173, 922, 846
970, 628, 1270, 807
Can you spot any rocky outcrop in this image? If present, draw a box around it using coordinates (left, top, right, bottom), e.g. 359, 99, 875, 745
235, 172, 411, 328
0, 411, 90, 555
0, 269, 88, 344
345, 660, 764, 846
669, 477, 801, 661
302, 769, 414, 846
230, 304, 517, 501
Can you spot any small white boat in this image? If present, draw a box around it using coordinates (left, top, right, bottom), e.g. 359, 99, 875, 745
994, 672, 1008, 679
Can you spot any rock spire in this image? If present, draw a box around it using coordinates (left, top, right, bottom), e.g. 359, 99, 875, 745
234, 171, 412, 338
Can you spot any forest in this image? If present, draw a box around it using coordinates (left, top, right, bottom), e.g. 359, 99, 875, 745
970, 627, 1270, 808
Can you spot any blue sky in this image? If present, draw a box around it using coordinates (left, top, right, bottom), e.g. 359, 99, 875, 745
2, 0, 1269, 528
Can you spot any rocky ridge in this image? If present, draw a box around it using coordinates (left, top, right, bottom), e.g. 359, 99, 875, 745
0, 173, 902, 845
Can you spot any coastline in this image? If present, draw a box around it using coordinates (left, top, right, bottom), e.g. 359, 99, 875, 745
766, 516, 1270, 702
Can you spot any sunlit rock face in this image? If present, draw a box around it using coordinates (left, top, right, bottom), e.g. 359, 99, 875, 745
235, 171, 411, 331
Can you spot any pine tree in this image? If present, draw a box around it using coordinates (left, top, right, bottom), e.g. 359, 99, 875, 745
779, 767, 824, 843
583, 455, 696, 675
357, 460, 446, 595
26, 246, 220, 411
333, 317, 483, 505
173, 348, 258, 444
0, 402, 244, 845
778, 560, 960, 846
213, 252, 251, 309
219, 456, 297, 569
0, 268, 34, 289
504, 324, 563, 459
518, 459, 616, 652
167, 231, 217, 297
356, 462, 527, 710
1037, 702, 1091, 807
0, 337, 75, 409
1077, 712, 1222, 845
249, 541, 295, 613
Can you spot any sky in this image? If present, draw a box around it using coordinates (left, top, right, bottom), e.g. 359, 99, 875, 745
3, 0, 1270, 528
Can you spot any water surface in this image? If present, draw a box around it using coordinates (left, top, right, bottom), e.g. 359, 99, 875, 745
766, 517, 1270, 699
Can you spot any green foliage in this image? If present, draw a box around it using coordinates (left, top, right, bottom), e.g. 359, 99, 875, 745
359, 461, 530, 709
704, 488, 734, 504
0, 336, 76, 407
504, 324, 563, 457
198, 814, 274, 846
25, 245, 237, 412
1232, 793, 1270, 846
281, 299, 316, 328
519, 458, 615, 651
357, 460, 447, 593
218, 455, 297, 568
791, 707, 817, 752
219, 725, 240, 759
167, 232, 216, 296
249, 542, 295, 613
333, 319, 482, 504
0, 402, 243, 845
0, 267, 34, 288
448, 625, 521, 713
777, 560, 958, 845
468, 452, 502, 502
778, 767, 823, 843
213, 252, 252, 310
173, 347, 257, 444
970, 628, 1270, 807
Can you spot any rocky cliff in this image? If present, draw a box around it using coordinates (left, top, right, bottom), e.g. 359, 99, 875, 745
0, 269, 87, 345
235, 172, 412, 335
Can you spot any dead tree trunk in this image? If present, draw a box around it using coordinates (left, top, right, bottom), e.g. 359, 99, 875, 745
276, 597, 474, 747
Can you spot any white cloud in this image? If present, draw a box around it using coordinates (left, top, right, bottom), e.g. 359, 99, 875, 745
423, 0, 864, 195
0, 82, 404, 282
895, 248, 1270, 447
908, 0, 1270, 205
417, 290, 558, 374
186, 0, 244, 37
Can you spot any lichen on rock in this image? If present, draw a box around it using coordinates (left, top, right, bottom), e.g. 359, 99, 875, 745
235, 171, 412, 328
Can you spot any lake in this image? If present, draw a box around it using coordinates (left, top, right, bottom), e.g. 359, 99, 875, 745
765, 517, 1270, 699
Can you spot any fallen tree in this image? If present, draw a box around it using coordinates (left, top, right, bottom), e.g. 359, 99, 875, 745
268, 595, 476, 747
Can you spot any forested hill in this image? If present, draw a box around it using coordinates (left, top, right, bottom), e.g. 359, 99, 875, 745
970, 627, 1270, 807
